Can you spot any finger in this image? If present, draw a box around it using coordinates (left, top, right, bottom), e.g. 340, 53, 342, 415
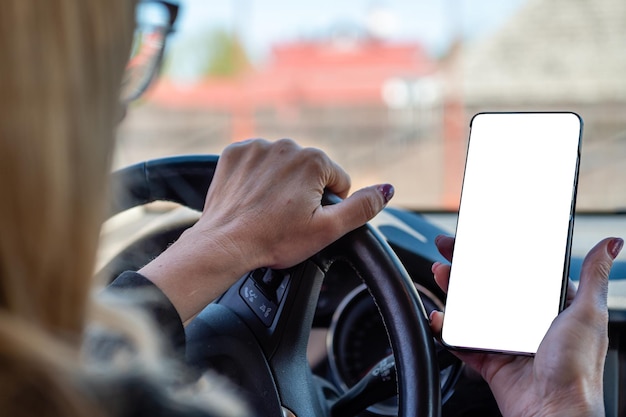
574, 237, 623, 312
429, 310, 444, 335
323, 156, 352, 200
432, 261, 451, 293
435, 235, 455, 261
428, 310, 490, 373
290, 145, 352, 199
320, 183, 394, 236
565, 279, 577, 307
229, 138, 261, 147
223, 137, 268, 155
215, 138, 268, 174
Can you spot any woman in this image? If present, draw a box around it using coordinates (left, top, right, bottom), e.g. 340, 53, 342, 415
0, 1, 620, 416
0, 2, 393, 416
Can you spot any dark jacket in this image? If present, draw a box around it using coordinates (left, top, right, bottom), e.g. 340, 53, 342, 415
98, 271, 239, 417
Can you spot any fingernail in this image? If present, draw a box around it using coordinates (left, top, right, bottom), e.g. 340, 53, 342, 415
431, 261, 442, 274
378, 184, 395, 203
429, 310, 440, 323
608, 238, 624, 259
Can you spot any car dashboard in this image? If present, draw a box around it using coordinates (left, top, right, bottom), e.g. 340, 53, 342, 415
98, 205, 626, 417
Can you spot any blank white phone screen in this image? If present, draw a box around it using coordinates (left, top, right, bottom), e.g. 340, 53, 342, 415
441, 112, 582, 355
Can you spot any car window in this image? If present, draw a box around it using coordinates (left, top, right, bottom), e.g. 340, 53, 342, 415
115, 0, 626, 212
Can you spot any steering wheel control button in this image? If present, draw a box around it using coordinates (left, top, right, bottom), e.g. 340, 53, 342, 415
261, 269, 282, 288
275, 273, 289, 301
251, 268, 290, 302
251, 267, 268, 283
240, 278, 278, 327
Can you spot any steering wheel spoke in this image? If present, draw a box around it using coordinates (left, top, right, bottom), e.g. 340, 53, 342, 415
185, 260, 327, 416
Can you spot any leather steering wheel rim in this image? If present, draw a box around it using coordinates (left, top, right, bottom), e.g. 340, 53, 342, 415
108, 154, 441, 417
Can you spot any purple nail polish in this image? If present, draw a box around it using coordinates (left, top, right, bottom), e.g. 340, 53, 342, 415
609, 238, 624, 259
378, 184, 395, 203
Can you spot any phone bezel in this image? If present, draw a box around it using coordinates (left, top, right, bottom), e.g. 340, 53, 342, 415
440, 111, 583, 356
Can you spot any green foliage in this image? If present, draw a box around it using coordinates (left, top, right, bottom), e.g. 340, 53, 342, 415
162, 28, 251, 80
203, 29, 251, 78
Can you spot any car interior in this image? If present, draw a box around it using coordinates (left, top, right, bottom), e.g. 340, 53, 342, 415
100, 1, 626, 416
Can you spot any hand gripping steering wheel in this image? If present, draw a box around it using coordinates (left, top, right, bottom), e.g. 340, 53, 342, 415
108, 155, 441, 417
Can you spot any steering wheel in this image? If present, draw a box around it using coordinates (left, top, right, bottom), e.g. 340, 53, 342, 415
107, 155, 441, 417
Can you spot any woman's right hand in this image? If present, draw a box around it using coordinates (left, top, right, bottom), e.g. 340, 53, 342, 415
139, 138, 394, 321
430, 235, 622, 416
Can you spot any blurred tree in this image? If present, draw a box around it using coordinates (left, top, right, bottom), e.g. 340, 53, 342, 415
163, 28, 252, 81
203, 29, 251, 77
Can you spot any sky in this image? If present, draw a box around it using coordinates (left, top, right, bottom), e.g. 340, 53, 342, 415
170, 0, 529, 61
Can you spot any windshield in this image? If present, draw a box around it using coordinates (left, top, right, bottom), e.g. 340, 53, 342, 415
115, 0, 626, 212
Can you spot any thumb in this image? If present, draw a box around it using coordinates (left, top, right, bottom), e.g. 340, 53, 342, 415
323, 184, 394, 234
574, 237, 623, 312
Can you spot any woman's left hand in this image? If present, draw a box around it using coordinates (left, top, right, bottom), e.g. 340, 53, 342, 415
430, 235, 622, 417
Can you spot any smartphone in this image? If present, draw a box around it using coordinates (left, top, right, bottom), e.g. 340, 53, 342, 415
441, 112, 583, 355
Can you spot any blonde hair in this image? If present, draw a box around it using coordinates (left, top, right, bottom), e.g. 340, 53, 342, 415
0, 0, 134, 415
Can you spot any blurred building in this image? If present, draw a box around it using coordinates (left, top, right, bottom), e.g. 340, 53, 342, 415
117, 0, 626, 210
148, 32, 440, 146
460, 0, 626, 137
456, 0, 626, 210
119, 31, 446, 208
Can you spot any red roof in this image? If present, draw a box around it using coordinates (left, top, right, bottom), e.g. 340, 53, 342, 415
149, 39, 436, 109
